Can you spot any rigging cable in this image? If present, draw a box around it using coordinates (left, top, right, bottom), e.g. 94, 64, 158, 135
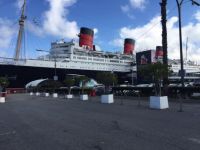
135, 4, 177, 41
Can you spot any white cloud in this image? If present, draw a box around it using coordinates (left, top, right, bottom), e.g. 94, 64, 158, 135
121, 0, 146, 19
26, 21, 44, 37
93, 28, 99, 39
194, 10, 200, 21
121, 5, 130, 13
95, 45, 101, 51
94, 28, 98, 35
129, 0, 146, 10
26, 0, 99, 40
0, 18, 17, 50
109, 39, 124, 47
121, 5, 135, 19
42, 0, 79, 39
16, 0, 24, 10
111, 13, 200, 62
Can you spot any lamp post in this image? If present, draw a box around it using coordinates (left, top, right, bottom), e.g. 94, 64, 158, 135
36, 49, 58, 81
131, 69, 134, 85
176, 0, 184, 112
111, 70, 114, 87
53, 52, 57, 81
176, 0, 200, 112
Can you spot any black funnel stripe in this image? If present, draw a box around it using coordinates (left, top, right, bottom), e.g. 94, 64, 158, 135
124, 38, 135, 45
156, 46, 163, 51
80, 27, 94, 36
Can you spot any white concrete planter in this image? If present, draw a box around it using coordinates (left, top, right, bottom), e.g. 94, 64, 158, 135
65, 94, 73, 99
30, 92, 33, 96
36, 92, 40, 96
0, 97, 5, 103
45, 93, 50, 97
150, 96, 169, 109
80, 94, 88, 101
53, 93, 58, 98
101, 94, 114, 104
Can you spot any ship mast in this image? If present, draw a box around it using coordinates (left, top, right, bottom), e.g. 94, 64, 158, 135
14, 0, 26, 61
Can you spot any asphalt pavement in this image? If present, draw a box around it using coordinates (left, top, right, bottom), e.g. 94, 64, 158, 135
0, 94, 200, 150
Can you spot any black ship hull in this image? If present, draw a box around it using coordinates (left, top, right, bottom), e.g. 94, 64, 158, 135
0, 64, 129, 88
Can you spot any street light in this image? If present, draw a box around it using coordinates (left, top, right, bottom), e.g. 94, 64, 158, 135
192, 0, 200, 6
176, 0, 200, 112
131, 68, 134, 85
36, 49, 58, 81
111, 70, 114, 87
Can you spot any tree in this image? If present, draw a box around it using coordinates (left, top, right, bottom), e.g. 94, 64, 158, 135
139, 62, 171, 96
0, 77, 9, 88
39, 80, 62, 93
0, 77, 9, 93
96, 72, 118, 94
64, 76, 75, 94
75, 76, 89, 94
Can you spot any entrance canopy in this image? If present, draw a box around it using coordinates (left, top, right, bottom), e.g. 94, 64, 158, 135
25, 79, 48, 88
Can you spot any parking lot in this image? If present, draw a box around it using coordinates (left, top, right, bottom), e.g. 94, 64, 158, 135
0, 94, 200, 150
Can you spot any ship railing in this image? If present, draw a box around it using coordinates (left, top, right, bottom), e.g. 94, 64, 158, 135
0, 57, 26, 65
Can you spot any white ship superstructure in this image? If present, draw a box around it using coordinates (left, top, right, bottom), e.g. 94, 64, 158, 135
42, 40, 135, 72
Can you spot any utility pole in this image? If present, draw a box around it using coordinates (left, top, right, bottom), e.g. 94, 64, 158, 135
186, 37, 188, 62
176, 0, 185, 112
176, 0, 200, 112
131, 69, 134, 85
14, 0, 26, 61
160, 0, 168, 94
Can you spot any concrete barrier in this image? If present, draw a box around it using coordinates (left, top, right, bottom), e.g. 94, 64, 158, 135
101, 94, 114, 104
0, 97, 5, 103
150, 96, 169, 109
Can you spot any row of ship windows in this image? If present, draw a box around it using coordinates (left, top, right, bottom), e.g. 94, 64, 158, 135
173, 68, 199, 70
73, 56, 127, 63
70, 66, 125, 71
72, 61, 128, 67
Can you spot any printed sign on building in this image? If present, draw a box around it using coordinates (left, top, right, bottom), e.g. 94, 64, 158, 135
136, 50, 156, 84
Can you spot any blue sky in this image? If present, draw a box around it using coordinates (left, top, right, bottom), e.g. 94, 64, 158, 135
0, 0, 200, 62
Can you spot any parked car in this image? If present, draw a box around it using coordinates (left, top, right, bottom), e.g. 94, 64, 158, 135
136, 84, 154, 87
193, 80, 200, 87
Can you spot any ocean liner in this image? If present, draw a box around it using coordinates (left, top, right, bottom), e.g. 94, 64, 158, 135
0, 0, 200, 88
0, 0, 137, 88
0, 26, 137, 88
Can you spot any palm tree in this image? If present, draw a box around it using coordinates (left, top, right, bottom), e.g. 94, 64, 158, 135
160, 0, 169, 92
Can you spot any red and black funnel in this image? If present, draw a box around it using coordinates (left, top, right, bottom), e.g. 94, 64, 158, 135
124, 38, 135, 55
79, 27, 94, 50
